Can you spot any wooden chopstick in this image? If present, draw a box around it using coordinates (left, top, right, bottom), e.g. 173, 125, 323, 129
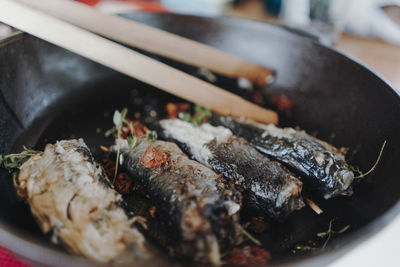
15, 0, 275, 86
0, 0, 278, 124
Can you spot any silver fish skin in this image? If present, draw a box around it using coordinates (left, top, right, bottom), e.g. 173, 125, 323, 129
211, 115, 355, 199
17, 139, 151, 264
157, 119, 305, 220
114, 138, 242, 266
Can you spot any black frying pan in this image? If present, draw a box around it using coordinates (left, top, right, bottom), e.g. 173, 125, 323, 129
0, 13, 400, 266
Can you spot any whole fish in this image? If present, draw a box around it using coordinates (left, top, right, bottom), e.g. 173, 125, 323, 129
113, 138, 242, 265
211, 115, 355, 199
156, 119, 305, 220
17, 139, 153, 264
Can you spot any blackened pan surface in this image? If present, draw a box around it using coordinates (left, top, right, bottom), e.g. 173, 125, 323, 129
0, 14, 399, 266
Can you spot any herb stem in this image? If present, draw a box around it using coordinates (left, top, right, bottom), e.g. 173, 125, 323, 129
354, 140, 386, 179
236, 224, 262, 246
113, 147, 120, 184
317, 218, 350, 250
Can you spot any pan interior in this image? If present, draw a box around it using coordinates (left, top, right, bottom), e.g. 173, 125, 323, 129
6, 80, 362, 264
1, 13, 400, 266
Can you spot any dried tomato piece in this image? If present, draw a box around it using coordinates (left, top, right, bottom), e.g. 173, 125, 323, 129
228, 248, 247, 266
166, 102, 191, 118
114, 173, 132, 195
228, 246, 270, 266
119, 120, 148, 139
131, 121, 148, 137
149, 206, 156, 218
166, 103, 178, 118
248, 247, 271, 264
140, 145, 169, 170
103, 161, 116, 179
271, 94, 293, 112
120, 126, 130, 139
251, 90, 265, 106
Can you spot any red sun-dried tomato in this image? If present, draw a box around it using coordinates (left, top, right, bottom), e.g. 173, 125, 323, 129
132, 121, 148, 137
228, 246, 271, 266
119, 120, 149, 139
149, 206, 156, 218
251, 90, 265, 106
140, 145, 169, 170
166, 102, 191, 118
103, 160, 116, 179
271, 94, 293, 112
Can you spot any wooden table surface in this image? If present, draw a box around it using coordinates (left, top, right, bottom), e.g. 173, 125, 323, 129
335, 34, 400, 90
231, 0, 400, 91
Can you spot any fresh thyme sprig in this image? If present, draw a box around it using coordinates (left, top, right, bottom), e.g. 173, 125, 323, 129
106, 109, 158, 184
0, 146, 42, 172
294, 218, 350, 252
106, 108, 157, 147
317, 218, 350, 249
105, 108, 128, 139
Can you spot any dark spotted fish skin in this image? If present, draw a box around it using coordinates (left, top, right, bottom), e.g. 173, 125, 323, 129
157, 119, 305, 220
207, 136, 305, 219
114, 139, 242, 265
211, 115, 355, 199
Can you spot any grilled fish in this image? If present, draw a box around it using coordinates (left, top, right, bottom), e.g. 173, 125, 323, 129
113, 138, 242, 265
211, 115, 355, 199
156, 119, 305, 220
17, 139, 151, 264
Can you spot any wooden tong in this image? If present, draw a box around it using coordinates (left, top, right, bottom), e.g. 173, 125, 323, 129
0, 0, 278, 124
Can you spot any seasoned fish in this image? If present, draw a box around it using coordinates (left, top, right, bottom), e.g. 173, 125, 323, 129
114, 138, 242, 265
157, 119, 305, 220
17, 139, 150, 263
211, 115, 355, 199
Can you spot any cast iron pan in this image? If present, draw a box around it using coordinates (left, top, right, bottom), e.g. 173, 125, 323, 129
0, 13, 400, 266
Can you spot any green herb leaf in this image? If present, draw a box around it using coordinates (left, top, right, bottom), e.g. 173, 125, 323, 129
113, 110, 122, 127
194, 104, 203, 114
126, 136, 137, 148
107, 108, 129, 139
192, 105, 212, 125
178, 112, 192, 122
147, 131, 157, 142
105, 128, 117, 137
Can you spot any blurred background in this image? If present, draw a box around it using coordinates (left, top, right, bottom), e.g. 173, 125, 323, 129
1, 0, 400, 88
